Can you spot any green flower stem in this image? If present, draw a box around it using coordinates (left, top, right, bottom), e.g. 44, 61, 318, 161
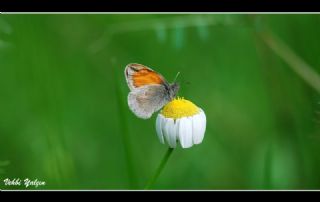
144, 148, 174, 189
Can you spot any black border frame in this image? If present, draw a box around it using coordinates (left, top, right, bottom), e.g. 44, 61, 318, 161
1, 0, 320, 12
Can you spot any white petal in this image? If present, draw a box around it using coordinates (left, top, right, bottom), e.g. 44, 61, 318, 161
179, 117, 193, 148
173, 119, 180, 142
191, 113, 202, 144
192, 109, 206, 145
163, 118, 177, 148
156, 114, 165, 144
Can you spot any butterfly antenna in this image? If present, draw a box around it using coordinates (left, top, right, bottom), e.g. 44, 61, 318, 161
173, 72, 180, 83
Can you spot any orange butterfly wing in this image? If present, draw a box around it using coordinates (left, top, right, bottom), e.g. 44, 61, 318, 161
125, 63, 166, 90
132, 68, 164, 87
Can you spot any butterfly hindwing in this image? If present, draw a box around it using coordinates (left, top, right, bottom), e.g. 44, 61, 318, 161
128, 84, 170, 119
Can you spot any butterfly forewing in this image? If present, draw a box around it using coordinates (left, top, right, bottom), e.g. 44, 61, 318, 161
125, 63, 166, 90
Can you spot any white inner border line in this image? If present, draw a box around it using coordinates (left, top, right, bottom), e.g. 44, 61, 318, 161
2, 12, 320, 14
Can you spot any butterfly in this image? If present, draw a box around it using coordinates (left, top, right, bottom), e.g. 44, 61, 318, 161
125, 63, 180, 119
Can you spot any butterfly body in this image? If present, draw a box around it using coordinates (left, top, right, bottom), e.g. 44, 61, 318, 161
125, 63, 179, 119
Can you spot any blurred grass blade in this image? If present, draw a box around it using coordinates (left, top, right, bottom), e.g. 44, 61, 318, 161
263, 143, 273, 189
0, 161, 10, 167
112, 64, 137, 189
0, 161, 10, 174
259, 31, 320, 94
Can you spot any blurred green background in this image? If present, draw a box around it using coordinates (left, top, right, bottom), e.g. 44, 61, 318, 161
1, 14, 320, 190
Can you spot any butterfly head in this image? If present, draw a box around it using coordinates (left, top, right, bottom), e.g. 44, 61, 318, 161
168, 82, 180, 100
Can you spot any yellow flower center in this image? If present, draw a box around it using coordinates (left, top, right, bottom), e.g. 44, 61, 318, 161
161, 97, 199, 119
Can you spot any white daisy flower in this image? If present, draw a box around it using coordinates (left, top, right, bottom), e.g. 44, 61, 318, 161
155, 97, 206, 148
